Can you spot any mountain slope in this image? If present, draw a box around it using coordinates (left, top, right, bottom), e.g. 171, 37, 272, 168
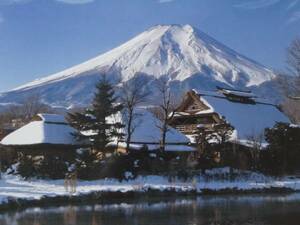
0, 24, 279, 107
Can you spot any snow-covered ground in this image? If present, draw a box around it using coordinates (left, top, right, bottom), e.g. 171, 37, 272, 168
1, 168, 300, 206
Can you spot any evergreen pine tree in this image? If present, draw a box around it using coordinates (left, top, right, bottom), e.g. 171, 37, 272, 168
68, 76, 124, 151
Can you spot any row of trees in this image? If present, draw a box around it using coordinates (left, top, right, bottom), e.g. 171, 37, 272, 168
193, 120, 300, 176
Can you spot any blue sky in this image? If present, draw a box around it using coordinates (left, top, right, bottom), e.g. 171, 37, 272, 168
0, 0, 299, 92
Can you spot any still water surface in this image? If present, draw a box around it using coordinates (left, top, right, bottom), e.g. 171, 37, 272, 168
1, 194, 300, 225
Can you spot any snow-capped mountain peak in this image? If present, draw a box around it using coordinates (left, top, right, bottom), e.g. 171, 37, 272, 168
1, 24, 278, 106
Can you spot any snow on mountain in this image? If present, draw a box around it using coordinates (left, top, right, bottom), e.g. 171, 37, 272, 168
0, 24, 279, 107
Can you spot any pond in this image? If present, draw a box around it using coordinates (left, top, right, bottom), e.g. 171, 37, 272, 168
1, 194, 300, 225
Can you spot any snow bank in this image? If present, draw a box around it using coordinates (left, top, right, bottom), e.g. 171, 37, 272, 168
1, 168, 300, 205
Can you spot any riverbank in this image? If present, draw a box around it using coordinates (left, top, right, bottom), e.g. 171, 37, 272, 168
3, 193, 300, 225
1, 167, 300, 211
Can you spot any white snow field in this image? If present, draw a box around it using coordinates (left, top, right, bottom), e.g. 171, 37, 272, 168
1, 168, 300, 205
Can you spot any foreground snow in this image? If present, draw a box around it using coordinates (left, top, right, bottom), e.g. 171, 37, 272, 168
1, 168, 300, 205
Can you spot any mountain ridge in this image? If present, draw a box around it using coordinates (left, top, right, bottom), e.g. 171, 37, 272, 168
0, 24, 280, 107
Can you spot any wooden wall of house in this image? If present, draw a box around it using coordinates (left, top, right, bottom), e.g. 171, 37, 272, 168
170, 113, 221, 135
170, 91, 224, 136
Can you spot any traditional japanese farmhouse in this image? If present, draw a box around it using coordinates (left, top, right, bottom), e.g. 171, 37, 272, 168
170, 87, 290, 146
108, 109, 195, 153
0, 114, 84, 151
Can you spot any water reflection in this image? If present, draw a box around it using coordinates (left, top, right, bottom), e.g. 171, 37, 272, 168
2, 194, 300, 225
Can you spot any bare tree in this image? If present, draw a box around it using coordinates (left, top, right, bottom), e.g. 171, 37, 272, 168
278, 38, 300, 123
281, 98, 300, 123
287, 38, 300, 80
21, 95, 52, 122
120, 76, 149, 152
152, 78, 179, 152
0, 95, 52, 127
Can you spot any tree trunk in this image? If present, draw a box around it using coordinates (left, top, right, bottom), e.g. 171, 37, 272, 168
161, 121, 167, 152
126, 110, 133, 153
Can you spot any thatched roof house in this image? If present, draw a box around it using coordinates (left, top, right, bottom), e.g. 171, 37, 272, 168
170, 88, 290, 145
1, 114, 82, 149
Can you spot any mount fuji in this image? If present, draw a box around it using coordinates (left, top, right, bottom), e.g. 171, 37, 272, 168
0, 24, 281, 107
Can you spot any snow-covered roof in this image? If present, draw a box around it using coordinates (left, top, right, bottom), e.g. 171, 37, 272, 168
1, 114, 80, 146
194, 90, 290, 142
219, 89, 256, 98
108, 108, 195, 151
131, 110, 190, 144
110, 109, 191, 144
37, 113, 67, 124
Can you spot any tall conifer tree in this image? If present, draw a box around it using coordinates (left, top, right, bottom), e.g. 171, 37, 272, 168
69, 76, 124, 151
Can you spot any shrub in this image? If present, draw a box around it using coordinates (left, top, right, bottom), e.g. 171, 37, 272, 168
37, 155, 68, 179
17, 155, 37, 179
75, 150, 102, 180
